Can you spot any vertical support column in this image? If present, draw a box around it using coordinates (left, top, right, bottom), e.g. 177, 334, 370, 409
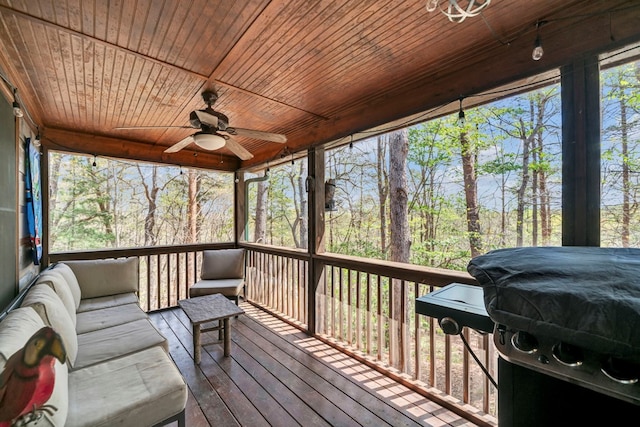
235, 171, 245, 245
42, 144, 49, 266
561, 55, 600, 246
308, 147, 325, 334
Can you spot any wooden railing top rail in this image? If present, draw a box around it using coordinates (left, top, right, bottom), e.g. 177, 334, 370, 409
48, 242, 236, 263
50, 242, 478, 288
240, 243, 309, 260
312, 252, 478, 286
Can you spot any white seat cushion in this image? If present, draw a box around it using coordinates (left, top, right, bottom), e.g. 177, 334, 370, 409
190, 278, 244, 298
53, 263, 82, 309
74, 319, 167, 369
36, 270, 77, 325
63, 258, 138, 299
75, 303, 148, 334
21, 284, 79, 367
76, 292, 139, 313
67, 346, 187, 427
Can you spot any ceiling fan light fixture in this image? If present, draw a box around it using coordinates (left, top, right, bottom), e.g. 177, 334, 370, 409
193, 133, 225, 150
426, 0, 490, 23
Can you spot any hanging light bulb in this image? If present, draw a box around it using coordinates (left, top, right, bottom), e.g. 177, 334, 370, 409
12, 88, 23, 117
532, 21, 545, 61
92, 155, 97, 167
458, 96, 466, 126
532, 35, 544, 61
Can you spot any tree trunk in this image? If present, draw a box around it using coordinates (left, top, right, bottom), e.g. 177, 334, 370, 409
187, 169, 199, 243
138, 165, 159, 246
620, 97, 630, 247
389, 129, 409, 371
254, 178, 268, 243
516, 119, 531, 248
377, 135, 388, 256
460, 131, 483, 257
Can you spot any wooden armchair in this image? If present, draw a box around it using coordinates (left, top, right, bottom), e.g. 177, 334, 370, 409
189, 249, 245, 304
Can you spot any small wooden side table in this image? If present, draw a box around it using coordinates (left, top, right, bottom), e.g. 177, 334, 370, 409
178, 293, 245, 364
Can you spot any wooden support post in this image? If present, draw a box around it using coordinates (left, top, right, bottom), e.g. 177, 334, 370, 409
235, 171, 245, 245
561, 55, 600, 246
308, 147, 325, 334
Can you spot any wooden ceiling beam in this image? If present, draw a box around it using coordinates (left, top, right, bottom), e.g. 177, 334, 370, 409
41, 127, 239, 171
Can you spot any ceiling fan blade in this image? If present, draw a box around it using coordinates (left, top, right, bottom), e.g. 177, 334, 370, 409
113, 125, 193, 130
227, 127, 287, 143
194, 110, 219, 128
225, 137, 254, 160
164, 135, 194, 153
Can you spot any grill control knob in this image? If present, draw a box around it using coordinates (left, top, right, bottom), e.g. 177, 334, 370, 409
511, 331, 538, 353
439, 317, 461, 335
601, 357, 640, 384
552, 342, 583, 366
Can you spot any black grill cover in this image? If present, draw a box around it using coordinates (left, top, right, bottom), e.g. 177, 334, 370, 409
467, 247, 640, 360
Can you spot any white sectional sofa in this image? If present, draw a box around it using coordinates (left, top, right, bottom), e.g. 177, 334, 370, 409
0, 258, 188, 427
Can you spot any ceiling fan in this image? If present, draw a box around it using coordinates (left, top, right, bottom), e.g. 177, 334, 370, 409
115, 90, 287, 160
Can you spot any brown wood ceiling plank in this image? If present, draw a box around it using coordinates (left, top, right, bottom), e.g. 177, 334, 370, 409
93, 0, 108, 40
117, 0, 136, 48
66, 0, 83, 33
211, 0, 298, 82
218, 0, 324, 90
80, 0, 95, 36
142, 0, 182, 60
280, 1, 417, 114
217, 0, 413, 116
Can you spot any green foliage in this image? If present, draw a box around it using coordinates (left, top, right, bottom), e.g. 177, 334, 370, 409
49, 155, 234, 251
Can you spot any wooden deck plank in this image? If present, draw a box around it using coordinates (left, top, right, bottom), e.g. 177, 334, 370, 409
212, 330, 337, 427
230, 319, 364, 426
156, 309, 272, 427
233, 309, 418, 427
151, 310, 241, 427
239, 305, 468, 426
151, 303, 476, 427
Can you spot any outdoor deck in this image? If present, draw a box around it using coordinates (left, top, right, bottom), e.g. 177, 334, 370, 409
149, 302, 483, 427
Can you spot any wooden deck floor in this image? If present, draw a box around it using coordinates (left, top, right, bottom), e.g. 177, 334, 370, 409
149, 303, 481, 427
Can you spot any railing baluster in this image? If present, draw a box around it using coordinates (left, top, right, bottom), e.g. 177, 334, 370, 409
146, 255, 151, 311
377, 275, 382, 362
347, 268, 352, 346
414, 281, 421, 380
355, 270, 361, 351
366, 273, 371, 356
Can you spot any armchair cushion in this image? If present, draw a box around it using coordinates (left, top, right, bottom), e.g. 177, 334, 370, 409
190, 278, 244, 298
200, 249, 245, 280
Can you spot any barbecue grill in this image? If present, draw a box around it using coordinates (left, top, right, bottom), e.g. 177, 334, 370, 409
417, 247, 640, 426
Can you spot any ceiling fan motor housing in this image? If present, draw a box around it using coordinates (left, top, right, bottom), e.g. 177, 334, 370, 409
189, 109, 229, 131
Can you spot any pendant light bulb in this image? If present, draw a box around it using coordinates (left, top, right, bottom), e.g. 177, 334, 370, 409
12, 89, 23, 117
532, 35, 544, 61
458, 97, 466, 126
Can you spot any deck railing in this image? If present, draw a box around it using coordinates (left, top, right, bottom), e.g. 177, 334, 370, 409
244, 245, 497, 419
50, 243, 497, 420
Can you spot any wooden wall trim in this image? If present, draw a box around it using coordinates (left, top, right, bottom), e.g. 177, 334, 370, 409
41, 127, 239, 171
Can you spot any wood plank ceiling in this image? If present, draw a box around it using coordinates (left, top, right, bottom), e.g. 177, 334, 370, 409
0, 0, 639, 171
